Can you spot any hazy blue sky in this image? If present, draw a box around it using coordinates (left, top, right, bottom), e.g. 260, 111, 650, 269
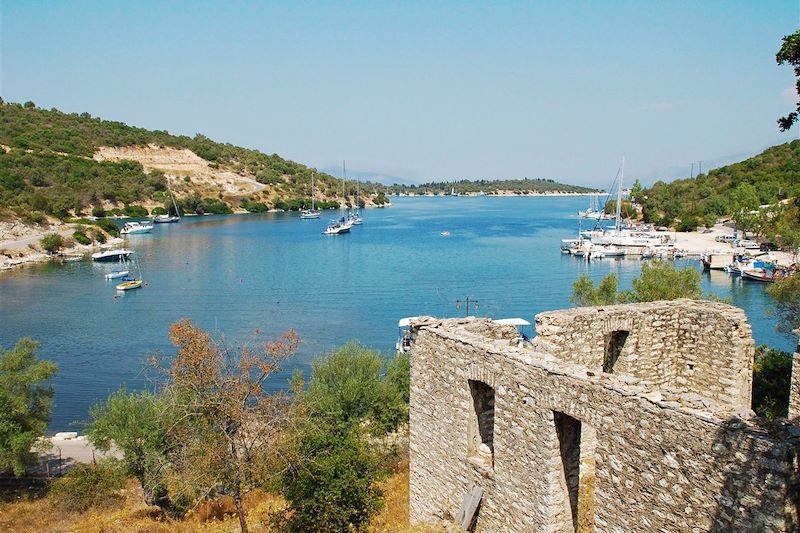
1, 1, 797, 186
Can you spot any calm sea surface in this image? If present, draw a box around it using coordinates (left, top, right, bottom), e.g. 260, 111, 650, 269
0, 196, 793, 431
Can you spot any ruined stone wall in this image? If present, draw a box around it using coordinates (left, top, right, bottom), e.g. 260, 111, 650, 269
533, 300, 754, 412
789, 337, 800, 423
409, 307, 799, 533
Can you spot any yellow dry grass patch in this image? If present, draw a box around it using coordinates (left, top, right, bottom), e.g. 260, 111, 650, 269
0, 462, 444, 532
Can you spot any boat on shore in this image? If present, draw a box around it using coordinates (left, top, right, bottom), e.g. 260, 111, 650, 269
120, 221, 154, 235
92, 249, 134, 262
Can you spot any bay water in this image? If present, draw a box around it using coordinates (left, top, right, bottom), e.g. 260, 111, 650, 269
0, 196, 793, 431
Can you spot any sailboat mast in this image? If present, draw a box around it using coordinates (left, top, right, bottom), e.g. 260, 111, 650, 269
311, 172, 316, 211
615, 157, 625, 233
342, 160, 347, 208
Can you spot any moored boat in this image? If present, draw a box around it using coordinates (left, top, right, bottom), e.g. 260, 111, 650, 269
92, 249, 134, 262
115, 279, 143, 290
120, 221, 154, 235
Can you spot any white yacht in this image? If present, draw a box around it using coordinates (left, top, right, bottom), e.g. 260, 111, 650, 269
120, 221, 154, 235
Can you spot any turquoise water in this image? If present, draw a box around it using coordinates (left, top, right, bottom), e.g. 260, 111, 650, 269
0, 196, 793, 431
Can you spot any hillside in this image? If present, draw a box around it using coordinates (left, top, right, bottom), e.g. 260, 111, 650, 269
641, 140, 800, 227
0, 100, 380, 220
385, 178, 598, 195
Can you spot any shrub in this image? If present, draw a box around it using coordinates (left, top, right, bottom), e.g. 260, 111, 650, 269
73, 230, 91, 245
241, 200, 268, 213
91, 205, 106, 218
752, 345, 792, 420
151, 206, 167, 216
94, 218, 120, 237
676, 216, 698, 232
92, 228, 107, 244
304, 341, 408, 434
276, 422, 383, 533
49, 460, 126, 512
123, 204, 149, 217
40, 233, 64, 253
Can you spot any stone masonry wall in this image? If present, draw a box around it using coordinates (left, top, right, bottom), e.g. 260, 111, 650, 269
532, 300, 754, 412
409, 302, 799, 533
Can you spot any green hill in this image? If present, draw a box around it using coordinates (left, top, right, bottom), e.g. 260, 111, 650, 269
0, 100, 374, 219
641, 141, 800, 228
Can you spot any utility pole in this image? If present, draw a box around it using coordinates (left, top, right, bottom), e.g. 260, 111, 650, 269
698, 161, 703, 176
690, 162, 694, 179
456, 297, 479, 317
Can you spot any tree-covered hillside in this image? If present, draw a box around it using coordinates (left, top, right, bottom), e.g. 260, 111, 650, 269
0, 100, 369, 218
641, 140, 800, 228
386, 177, 598, 195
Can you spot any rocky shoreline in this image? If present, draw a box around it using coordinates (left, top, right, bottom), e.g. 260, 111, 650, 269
0, 220, 125, 272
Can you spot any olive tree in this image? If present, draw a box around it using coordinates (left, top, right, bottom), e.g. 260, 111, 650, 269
0, 338, 57, 476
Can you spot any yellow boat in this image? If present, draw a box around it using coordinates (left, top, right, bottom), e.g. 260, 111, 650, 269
115, 280, 143, 291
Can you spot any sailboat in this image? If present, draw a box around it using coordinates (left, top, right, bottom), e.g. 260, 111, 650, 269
300, 172, 321, 219
153, 188, 181, 223
579, 194, 610, 220
349, 175, 363, 225
104, 254, 130, 279
115, 253, 144, 290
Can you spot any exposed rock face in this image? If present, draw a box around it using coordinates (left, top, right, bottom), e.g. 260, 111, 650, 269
408, 301, 800, 532
94, 144, 266, 197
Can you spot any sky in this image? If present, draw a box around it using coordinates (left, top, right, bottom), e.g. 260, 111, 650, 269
1, 1, 798, 187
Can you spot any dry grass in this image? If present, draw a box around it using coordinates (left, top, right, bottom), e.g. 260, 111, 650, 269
0, 462, 444, 532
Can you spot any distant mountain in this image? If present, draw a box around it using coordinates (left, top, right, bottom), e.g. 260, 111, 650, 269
319, 167, 407, 186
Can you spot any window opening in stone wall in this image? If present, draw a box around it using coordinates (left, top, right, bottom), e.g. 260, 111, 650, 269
603, 330, 629, 373
468, 380, 495, 468
554, 412, 596, 532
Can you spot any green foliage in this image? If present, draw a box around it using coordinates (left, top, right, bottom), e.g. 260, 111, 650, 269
776, 30, 800, 131
151, 206, 166, 216
72, 229, 91, 245
571, 261, 702, 307
640, 141, 800, 228
93, 218, 120, 237
40, 232, 64, 253
630, 261, 702, 302
752, 345, 792, 420
676, 216, 698, 232
766, 272, 800, 336
276, 421, 383, 533
49, 460, 126, 512
91, 205, 105, 218
0, 338, 57, 476
305, 341, 408, 434
123, 204, 149, 217
241, 199, 269, 213
88, 388, 178, 511
570, 273, 624, 307
603, 199, 633, 216
373, 191, 389, 205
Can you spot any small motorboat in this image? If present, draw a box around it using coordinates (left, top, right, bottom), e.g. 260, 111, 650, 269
59, 254, 83, 263
105, 269, 130, 280
116, 279, 143, 291
441, 230, 451, 237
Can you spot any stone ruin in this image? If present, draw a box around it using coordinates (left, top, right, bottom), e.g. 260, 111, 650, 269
408, 300, 800, 532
